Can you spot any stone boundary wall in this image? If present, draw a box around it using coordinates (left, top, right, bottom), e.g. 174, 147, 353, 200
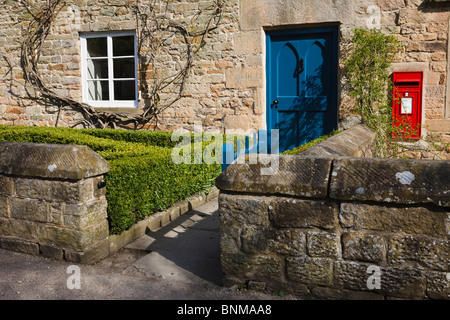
0, 141, 220, 264
216, 125, 450, 299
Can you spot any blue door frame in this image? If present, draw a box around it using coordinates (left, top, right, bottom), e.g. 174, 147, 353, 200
266, 27, 339, 153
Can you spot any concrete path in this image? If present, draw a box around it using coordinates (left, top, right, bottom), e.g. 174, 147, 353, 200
126, 199, 223, 286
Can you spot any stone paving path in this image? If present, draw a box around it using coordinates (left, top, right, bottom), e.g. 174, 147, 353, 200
126, 200, 223, 286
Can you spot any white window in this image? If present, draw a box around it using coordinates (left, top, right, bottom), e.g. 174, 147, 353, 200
80, 32, 138, 108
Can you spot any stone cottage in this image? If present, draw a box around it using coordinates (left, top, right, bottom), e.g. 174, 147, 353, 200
0, 0, 449, 152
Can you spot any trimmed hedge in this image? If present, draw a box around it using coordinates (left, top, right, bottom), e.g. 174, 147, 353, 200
0, 125, 221, 235
80, 127, 177, 148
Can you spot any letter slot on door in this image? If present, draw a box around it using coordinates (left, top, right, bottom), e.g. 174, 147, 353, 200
392, 71, 423, 139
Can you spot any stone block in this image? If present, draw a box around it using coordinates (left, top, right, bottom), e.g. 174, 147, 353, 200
0, 237, 39, 255
310, 286, 343, 300
168, 205, 181, 221
206, 187, 219, 202
307, 232, 341, 258
39, 244, 64, 260
268, 197, 338, 230
247, 281, 266, 291
10, 198, 48, 223
330, 158, 450, 207
220, 224, 242, 254
266, 229, 306, 256
225, 67, 262, 88
64, 239, 110, 264
342, 232, 386, 263
242, 0, 351, 31
335, 261, 426, 299
311, 286, 385, 300
219, 193, 270, 227
216, 156, 333, 198
0, 196, 9, 218
388, 235, 449, 272
425, 271, 450, 300
179, 201, 191, 216
0, 176, 14, 196
0, 142, 110, 180
240, 225, 270, 254
94, 221, 109, 242
108, 231, 135, 255
0, 218, 39, 240
15, 178, 92, 203
48, 202, 64, 225
221, 252, 284, 283
424, 119, 450, 133
233, 31, 262, 55
379, 0, 406, 11
240, 226, 305, 256
187, 193, 206, 210
223, 115, 260, 135
147, 213, 162, 232
152, 210, 171, 228
300, 125, 375, 157
64, 198, 108, 230
287, 256, 334, 286
339, 202, 449, 236
39, 225, 96, 251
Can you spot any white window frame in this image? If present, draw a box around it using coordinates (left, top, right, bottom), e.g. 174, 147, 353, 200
80, 31, 138, 108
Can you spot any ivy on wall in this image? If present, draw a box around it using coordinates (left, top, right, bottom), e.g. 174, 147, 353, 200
344, 28, 403, 158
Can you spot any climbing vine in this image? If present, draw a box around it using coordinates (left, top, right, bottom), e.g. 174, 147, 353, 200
15, 0, 223, 129
344, 28, 403, 157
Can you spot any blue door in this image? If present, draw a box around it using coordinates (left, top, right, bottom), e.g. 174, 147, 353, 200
266, 28, 338, 153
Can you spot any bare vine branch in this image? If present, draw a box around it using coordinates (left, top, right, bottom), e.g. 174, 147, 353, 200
18, 0, 223, 129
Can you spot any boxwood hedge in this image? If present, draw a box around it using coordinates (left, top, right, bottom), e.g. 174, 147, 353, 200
0, 125, 221, 235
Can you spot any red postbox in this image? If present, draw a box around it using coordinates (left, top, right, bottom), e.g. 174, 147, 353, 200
392, 71, 423, 139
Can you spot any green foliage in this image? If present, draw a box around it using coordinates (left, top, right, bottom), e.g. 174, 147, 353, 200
80, 128, 177, 148
344, 28, 403, 157
237, 282, 248, 291
105, 155, 219, 234
0, 125, 221, 235
274, 290, 285, 297
281, 130, 341, 155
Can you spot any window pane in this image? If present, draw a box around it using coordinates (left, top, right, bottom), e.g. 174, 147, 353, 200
88, 80, 109, 101
113, 58, 135, 78
86, 37, 107, 57
86, 59, 108, 79
114, 80, 136, 100
113, 36, 134, 56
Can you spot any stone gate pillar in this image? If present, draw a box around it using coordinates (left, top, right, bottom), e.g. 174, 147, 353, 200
0, 141, 110, 264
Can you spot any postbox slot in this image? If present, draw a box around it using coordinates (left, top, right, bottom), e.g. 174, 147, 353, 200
394, 81, 420, 86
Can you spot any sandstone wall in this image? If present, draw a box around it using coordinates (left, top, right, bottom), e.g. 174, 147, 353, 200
216, 125, 450, 299
0, 0, 448, 134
